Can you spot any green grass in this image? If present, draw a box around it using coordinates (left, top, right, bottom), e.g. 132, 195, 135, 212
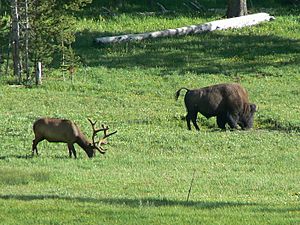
0, 6, 299, 225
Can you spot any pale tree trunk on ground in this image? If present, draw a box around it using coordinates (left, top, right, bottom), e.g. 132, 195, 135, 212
94, 13, 274, 45
227, 0, 248, 18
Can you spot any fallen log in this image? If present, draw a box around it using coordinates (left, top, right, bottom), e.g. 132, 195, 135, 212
94, 13, 275, 45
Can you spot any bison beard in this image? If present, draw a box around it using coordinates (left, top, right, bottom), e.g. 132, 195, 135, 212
175, 83, 257, 130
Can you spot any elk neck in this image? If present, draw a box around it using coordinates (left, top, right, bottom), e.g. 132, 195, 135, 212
75, 132, 91, 150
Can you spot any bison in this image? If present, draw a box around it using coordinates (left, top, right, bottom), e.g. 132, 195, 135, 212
175, 83, 257, 130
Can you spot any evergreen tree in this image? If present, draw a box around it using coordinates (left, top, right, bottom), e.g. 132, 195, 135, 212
7, 0, 92, 82
0, 1, 10, 75
29, 0, 92, 67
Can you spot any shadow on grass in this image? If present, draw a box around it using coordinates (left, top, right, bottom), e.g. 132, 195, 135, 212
256, 117, 300, 133
175, 114, 300, 133
74, 29, 300, 76
0, 154, 90, 160
76, 0, 227, 20
0, 154, 32, 160
0, 194, 256, 209
3, 194, 298, 212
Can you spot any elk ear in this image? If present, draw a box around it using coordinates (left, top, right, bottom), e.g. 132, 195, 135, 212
250, 104, 257, 112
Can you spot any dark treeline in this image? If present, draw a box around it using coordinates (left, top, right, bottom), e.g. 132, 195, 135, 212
87, 0, 299, 12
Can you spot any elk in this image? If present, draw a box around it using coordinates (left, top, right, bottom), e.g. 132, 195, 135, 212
32, 118, 117, 158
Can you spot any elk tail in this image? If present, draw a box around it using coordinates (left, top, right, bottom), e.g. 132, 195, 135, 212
175, 87, 190, 101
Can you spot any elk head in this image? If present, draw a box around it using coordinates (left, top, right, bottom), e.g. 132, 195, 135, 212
88, 119, 117, 155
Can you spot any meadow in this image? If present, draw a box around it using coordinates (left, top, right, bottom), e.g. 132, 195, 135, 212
0, 5, 299, 225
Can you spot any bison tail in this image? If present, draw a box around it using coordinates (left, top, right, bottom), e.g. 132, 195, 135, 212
175, 87, 190, 101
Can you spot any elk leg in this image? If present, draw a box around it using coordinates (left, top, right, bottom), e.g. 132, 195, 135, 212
67, 144, 72, 158
32, 137, 44, 156
67, 144, 77, 159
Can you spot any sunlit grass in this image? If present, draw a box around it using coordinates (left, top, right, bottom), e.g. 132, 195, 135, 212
0, 5, 299, 225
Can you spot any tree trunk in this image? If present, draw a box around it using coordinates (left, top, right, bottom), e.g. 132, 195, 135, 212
24, 0, 30, 81
111, 0, 124, 8
147, 0, 154, 9
35, 61, 42, 85
11, 0, 21, 82
227, 0, 247, 18
94, 13, 274, 45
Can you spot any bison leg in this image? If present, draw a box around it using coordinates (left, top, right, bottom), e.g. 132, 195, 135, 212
186, 111, 200, 131
67, 143, 77, 159
186, 113, 192, 130
191, 116, 200, 131
216, 114, 227, 130
226, 113, 238, 129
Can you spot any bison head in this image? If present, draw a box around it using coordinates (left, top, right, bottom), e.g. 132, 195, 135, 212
238, 103, 257, 130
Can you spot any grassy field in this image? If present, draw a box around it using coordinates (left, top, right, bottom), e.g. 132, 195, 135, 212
0, 5, 299, 225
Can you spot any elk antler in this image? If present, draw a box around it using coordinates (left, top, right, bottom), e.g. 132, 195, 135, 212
98, 124, 117, 146
88, 118, 108, 154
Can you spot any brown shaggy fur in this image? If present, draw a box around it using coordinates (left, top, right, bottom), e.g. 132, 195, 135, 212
175, 83, 256, 130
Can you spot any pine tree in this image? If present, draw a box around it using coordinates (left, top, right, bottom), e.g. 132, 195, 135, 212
8, 0, 92, 83
0, 1, 10, 76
